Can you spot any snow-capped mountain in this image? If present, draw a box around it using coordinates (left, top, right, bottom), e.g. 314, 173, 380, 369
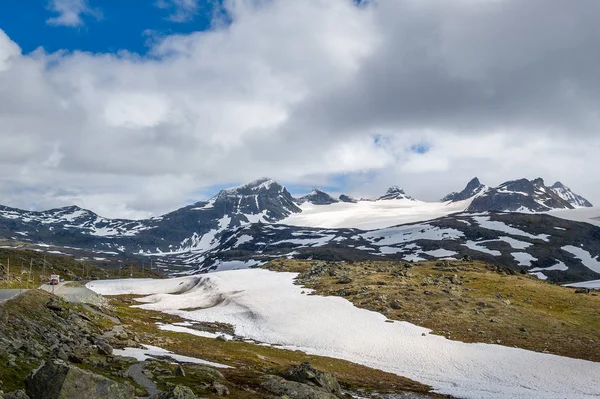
466, 178, 591, 212
549, 182, 593, 208
180, 212, 600, 283
0, 177, 598, 282
338, 194, 358, 203
441, 177, 489, 202
298, 188, 340, 205
377, 186, 415, 201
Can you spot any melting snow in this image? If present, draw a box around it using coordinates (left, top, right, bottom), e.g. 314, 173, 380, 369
471, 216, 550, 241
511, 252, 537, 267
463, 241, 501, 256
114, 344, 231, 368
89, 272, 600, 399
562, 246, 600, 273
530, 261, 568, 272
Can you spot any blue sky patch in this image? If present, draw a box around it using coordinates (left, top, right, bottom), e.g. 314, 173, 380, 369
0, 0, 222, 55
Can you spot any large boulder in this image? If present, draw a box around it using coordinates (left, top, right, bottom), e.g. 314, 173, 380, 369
150, 385, 196, 399
262, 363, 343, 399
2, 391, 30, 399
283, 362, 342, 396
262, 376, 338, 399
25, 359, 135, 399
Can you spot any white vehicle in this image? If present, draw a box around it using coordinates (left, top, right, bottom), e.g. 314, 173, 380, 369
50, 274, 60, 285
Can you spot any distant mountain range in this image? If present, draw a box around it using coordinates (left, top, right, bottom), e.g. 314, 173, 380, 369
0, 177, 597, 282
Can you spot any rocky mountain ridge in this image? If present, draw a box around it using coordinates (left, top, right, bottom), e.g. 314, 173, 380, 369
0, 177, 596, 281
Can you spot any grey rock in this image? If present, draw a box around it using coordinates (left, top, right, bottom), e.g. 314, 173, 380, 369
25, 359, 134, 399
95, 340, 113, 356
150, 385, 197, 399
211, 381, 229, 396
2, 390, 30, 399
282, 362, 341, 397
262, 376, 338, 399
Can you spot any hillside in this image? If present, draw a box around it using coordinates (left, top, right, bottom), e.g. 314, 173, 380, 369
266, 259, 600, 362
0, 287, 436, 398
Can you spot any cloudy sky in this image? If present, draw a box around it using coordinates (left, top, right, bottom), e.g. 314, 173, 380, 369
0, 0, 599, 219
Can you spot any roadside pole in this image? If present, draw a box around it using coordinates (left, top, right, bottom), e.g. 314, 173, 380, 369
29, 259, 33, 289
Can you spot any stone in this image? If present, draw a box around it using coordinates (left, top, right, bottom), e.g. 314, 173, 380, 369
262, 376, 338, 399
25, 359, 135, 399
150, 385, 196, 399
175, 365, 185, 377
95, 340, 113, 356
389, 299, 402, 310
2, 390, 30, 399
282, 363, 341, 397
211, 382, 229, 396
337, 275, 352, 284
215, 335, 228, 342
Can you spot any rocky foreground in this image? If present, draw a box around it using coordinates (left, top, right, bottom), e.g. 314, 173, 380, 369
0, 285, 438, 399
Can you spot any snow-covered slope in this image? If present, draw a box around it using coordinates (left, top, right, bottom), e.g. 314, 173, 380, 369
549, 182, 593, 208
441, 177, 489, 202
281, 197, 472, 229
376, 186, 415, 201
467, 178, 585, 212
87, 270, 600, 399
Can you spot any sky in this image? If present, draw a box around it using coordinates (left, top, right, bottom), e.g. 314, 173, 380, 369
0, 0, 599, 219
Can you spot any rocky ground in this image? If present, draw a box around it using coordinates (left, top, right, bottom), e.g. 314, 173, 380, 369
0, 283, 444, 399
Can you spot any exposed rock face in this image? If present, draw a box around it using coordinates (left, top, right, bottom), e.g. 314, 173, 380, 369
150, 385, 197, 399
299, 189, 340, 205
467, 178, 578, 212
2, 391, 30, 399
25, 359, 135, 399
262, 362, 342, 399
441, 177, 488, 202
283, 362, 342, 396
377, 186, 414, 201
549, 182, 593, 208
338, 194, 357, 203
262, 377, 339, 399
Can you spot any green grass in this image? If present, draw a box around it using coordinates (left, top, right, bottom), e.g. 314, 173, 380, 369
266, 258, 600, 362
0, 247, 165, 289
109, 296, 435, 398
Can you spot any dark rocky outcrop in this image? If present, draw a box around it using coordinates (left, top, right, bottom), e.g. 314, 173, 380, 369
338, 194, 357, 203
25, 359, 134, 399
377, 186, 414, 201
150, 385, 197, 399
441, 177, 488, 202
299, 189, 339, 205
467, 178, 578, 212
262, 362, 342, 399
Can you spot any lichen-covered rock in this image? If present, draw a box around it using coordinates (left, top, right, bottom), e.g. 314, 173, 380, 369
2, 390, 30, 399
25, 359, 134, 399
283, 362, 341, 397
150, 385, 196, 399
262, 376, 338, 399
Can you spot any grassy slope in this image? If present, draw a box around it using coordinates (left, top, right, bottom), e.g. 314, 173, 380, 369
109, 296, 436, 398
266, 259, 600, 362
0, 247, 164, 289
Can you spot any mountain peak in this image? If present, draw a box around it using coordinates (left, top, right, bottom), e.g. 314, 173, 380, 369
441, 178, 487, 202
467, 177, 592, 212
377, 186, 414, 201
298, 188, 339, 205
548, 182, 593, 208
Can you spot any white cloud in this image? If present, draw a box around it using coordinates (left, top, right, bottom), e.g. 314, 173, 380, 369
46, 0, 101, 27
156, 0, 202, 23
0, 0, 599, 218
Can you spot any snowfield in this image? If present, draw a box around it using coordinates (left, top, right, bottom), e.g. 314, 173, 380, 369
88, 271, 600, 399
280, 198, 473, 229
